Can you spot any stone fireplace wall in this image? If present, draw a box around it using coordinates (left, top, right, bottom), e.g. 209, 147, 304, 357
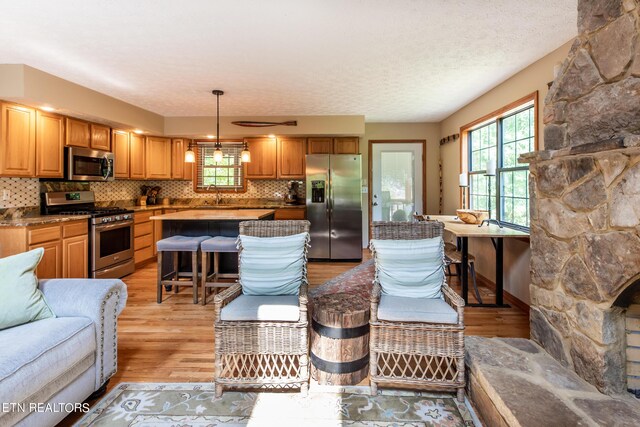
526, 0, 640, 395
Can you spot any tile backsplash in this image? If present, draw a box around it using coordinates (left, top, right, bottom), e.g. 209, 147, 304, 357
0, 177, 305, 210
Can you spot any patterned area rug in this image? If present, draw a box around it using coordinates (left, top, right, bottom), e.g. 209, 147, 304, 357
75, 383, 475, 426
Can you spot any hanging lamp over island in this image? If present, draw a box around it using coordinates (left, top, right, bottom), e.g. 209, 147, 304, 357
184, 89, 250, 163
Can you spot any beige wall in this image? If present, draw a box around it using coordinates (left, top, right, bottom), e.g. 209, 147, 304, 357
165, 115, 365, 137
438, 40, 573, 304
361, 122, 441, 246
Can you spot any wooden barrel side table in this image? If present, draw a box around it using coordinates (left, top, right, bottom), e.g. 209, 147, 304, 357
311, 293, 370, 385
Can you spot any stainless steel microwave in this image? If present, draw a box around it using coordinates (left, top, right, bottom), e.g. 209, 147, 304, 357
66, 147, 115, 181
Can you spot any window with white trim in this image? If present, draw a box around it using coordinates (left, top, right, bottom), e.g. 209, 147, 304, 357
196, 141, 245, 191
467, 100, 535, 230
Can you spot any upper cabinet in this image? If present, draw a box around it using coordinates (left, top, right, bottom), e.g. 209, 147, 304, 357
65, 118, 111, 151
112, 130, 130, 179
129, 133, 146, 179
171, 138, 192, 180
334, 137, 359, 154
277, 137, 306, 179
145, 136, 172, 179
90, 124, 111, 151
245, 137, 277, 179
307, 137, 333, 154
36, 111, 64, 178
65, 118, 90, 148
308, 137, 359, 155
0, 103, 36, 177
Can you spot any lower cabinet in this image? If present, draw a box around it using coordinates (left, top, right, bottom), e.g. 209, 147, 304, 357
134, 211, 155, 264
274, 207, 306, 220
62, 234, 88, 278
0, 220, 88, 279
30, 240, 62, 279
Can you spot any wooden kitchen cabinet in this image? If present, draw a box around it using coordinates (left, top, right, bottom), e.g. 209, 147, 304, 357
112, 130, 130, 178
134, 211, 155, 264
274, 207, 306, 220
172, 138, 193, 180
307, 137, 333, 154
65, 118, 91, 148
145, 136, 172, 179
30, 240, 62, 279
245, 138, 277, 179
90, 123, 111, 151
277, 137, 306, 179
0, 220, 88, 279
36, 110, 65, 178
307, 137, 359, 155
129, 133, 146, 179
62, 234, 88, 278
0, 103, 36, 177
334, 137, 359, 154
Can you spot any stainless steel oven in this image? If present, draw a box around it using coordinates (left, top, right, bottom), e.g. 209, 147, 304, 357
91, 216, 135, 278
66, 147, 115, 181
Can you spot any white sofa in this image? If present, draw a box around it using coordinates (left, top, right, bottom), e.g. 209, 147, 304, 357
0, 278, 127, 427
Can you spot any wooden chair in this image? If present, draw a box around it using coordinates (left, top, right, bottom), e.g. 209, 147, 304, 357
200, 236, 239, 305
369, 221, 465, 402
213, 220, 311, 397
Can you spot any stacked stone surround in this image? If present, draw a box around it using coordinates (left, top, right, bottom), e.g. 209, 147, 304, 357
524, 0, 640, 395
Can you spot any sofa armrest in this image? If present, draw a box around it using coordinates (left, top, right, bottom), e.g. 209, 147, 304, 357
39, 279, 127, 390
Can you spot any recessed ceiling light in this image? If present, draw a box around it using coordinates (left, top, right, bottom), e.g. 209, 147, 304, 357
207, 134, 215, 139
133, 129, 145, 134
41, 106, 56, 112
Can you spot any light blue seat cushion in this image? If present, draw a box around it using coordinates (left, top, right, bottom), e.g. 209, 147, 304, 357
378, 295, 458, 324
220, 295, 300, 321
156, 235, 211, 252
201, 236, 238, 253
0, 317, 95, 406
238, 232, 309, 296
370, 237, 445, 299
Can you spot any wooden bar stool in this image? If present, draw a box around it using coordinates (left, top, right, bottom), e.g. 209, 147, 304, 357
200, 236, 239, 305
444, 242, 482, 303
157, 235, 211, 304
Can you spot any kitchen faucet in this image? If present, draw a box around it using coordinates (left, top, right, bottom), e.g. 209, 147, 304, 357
206, 184, 222, 204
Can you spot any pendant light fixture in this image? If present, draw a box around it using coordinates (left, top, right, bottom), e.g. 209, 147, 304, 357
212, 90, 224, 163
184, 141, 196, 163
240, 141, 251, 163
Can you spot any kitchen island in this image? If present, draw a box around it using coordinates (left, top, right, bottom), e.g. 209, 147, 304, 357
150, 209, 275, 276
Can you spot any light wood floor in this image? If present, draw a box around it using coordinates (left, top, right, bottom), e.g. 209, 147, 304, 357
59, 251, 528, 425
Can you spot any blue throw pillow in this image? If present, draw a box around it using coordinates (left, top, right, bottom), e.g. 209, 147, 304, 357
0, 248, 55, 330
370, 237, 445, 298
238, 232, 309, 295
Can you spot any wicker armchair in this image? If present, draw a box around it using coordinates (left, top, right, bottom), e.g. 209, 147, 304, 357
213, 220, 311, 397
369, 221, 465, 402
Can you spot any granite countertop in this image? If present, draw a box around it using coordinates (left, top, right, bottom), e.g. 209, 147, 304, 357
129, 202, 306, 212
0, 214, 92, 227
150, 209, 276, 221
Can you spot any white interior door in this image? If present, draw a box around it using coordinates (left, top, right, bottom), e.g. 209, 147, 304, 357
371, 143, 423, 222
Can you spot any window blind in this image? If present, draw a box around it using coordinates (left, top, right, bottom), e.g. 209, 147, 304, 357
196, 142, 244, 190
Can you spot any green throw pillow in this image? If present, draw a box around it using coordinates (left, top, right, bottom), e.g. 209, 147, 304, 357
0, 248, 55, 330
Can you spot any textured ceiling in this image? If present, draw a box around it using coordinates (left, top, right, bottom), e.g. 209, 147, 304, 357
0, 0, 577, 122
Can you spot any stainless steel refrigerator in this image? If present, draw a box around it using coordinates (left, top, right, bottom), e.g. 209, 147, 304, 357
306, 154, 362, 260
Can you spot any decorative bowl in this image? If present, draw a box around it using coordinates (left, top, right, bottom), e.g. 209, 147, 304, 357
456, 209, 489, 224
